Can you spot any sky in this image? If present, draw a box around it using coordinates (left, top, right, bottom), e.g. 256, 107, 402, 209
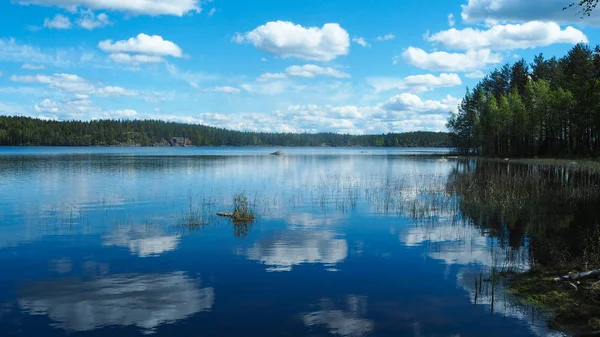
0, 0, 598, 134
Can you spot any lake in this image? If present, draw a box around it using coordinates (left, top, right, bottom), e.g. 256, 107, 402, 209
0, 147, 570, 336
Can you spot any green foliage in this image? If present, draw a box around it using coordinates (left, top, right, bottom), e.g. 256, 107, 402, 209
0, 116, 452, 148
448, 44, 600, 158
232, 194, 254, 222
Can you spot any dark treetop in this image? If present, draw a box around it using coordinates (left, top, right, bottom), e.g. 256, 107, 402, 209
447, 43, 600, 158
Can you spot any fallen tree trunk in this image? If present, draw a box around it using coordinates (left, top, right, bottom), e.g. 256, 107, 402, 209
554, 268, 600, 282
217, 212, 233, 217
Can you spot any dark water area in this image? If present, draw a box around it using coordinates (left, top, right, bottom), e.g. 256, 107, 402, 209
3, 146, 595, 337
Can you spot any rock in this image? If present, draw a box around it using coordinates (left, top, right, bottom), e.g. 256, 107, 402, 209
217, 212, 234, 217
271, 151, 285, 156
504, 158, 509, 161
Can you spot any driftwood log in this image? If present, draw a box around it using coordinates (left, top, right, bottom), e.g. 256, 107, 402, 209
217, 212, 234, 217
554, 268, 600, 282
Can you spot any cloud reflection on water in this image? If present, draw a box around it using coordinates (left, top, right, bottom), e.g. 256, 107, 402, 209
19, 272, 213, 334
303, 295, 373, 337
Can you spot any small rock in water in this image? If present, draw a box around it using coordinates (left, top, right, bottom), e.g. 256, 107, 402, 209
217, 212, 233, 217
271, 151, 284, 156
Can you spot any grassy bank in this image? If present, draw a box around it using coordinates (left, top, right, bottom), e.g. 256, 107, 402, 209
506, 270, 600, 336
448, 158, 600, 335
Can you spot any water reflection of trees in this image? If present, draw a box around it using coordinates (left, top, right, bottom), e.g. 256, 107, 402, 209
447, 160, 600, 270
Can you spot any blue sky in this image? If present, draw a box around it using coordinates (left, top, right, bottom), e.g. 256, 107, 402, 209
0, 0, 598, 134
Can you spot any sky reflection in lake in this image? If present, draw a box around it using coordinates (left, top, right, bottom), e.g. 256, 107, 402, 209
0, 147, 562, 336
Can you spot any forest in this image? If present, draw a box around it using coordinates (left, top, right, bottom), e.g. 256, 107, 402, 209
447, 43, 600, 158
0, 116, 451, 147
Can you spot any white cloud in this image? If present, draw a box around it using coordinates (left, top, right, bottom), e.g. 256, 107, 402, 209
95, 86, 138, 97
0, 38, 71, 66
34, 98, 96, 119
11, 73, 141, 100
382, 93, 460, 114
402, 47, 502, 72
376, 33, 395, 41
44, 14, 72, 29
108, 53, 164, 64
448, 13, 455, 27
21, 64, 46, 70
288, 64, 350, 78
192, 94, 457, 134
233, 21, 350, 61
352, 36, 370, 48
461, 0, 600, 25
427, 21, 588, 50
12, 73, 95, 94
465, 70, 486, 79
99, 33, 183, 57
14, 0, 201, 16
257, 72, 288, 81
208, 8, 216, 16
258, 64, 350, 81
78, 10, 110, 29
367, 73, 462, 93
204, 86, 241, 94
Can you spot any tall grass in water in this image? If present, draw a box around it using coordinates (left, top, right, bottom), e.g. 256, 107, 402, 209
232, 193, 255, 223
178, 197, 213, 228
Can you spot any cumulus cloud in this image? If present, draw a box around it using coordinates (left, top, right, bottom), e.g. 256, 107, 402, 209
108, 53, 164, 64
21, 64, 46, 70
11, 73, 142, 100
192, 93, 457, 134
352, 36, 370, 47
12, 73, 95, 94
382, 93, 460, 114
204, 86, 241, 94
14, 0, 201, 16
427, 21, 588, 50
34, 97, 96, 119
461, 0, 600, 25
259, 64, 350, 81
95, 86, 138, 97
44, 14, 72, 29
233, 21, 350, 61
402, 47, 502, 72
99, 33, 182, 57
448, 13, 455, 27
77, 10, 110, 30
376, 34, 395, 41
366, 73, 462, 93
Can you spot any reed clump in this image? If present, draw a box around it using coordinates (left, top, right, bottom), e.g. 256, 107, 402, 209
232, 193, 255, 223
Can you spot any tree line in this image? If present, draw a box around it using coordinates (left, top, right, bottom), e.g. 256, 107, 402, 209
0, 116, 451, 147
447, 43, 600, 158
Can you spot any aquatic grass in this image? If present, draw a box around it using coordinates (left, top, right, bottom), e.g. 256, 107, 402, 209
178, 197, 213, 228
232, 193, 255, 223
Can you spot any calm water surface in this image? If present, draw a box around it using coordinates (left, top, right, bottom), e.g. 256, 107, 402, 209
0, 147, 559, 337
